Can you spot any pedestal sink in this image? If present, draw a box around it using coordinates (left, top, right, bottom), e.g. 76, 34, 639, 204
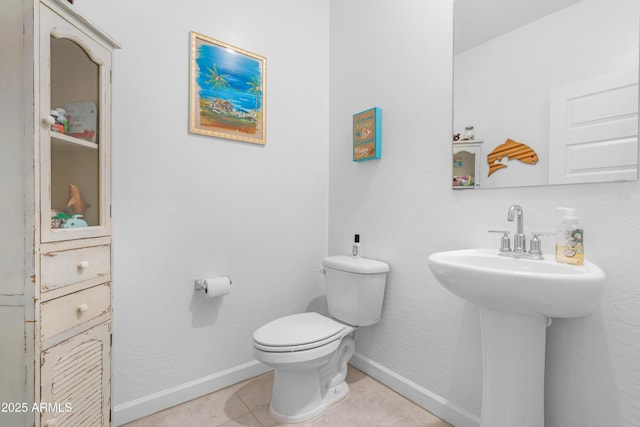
428, 248, 605, 427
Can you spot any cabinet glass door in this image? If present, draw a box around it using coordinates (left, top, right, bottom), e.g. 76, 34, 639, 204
40, 5, 112, 242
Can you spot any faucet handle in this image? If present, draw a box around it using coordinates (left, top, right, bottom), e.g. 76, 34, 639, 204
489, 230, 512, 253
529, 232, 555, 256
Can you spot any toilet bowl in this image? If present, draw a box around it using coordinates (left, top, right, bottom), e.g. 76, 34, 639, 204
254, 312, 355, 423
252, 255, 389, 424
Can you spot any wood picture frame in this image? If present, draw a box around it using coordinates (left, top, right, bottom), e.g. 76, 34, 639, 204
190, 32, 266, 144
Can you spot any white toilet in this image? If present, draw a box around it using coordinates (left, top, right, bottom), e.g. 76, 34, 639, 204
253, 255, 389, 423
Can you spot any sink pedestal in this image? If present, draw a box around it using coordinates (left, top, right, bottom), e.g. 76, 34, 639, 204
480, 308, 547, 427
428, 248, 605, 426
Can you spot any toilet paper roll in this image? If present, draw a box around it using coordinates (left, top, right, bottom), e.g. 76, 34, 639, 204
203, 276, 232, 298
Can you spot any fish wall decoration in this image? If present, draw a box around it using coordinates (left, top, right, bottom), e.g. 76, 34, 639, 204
487, 138, 539, 177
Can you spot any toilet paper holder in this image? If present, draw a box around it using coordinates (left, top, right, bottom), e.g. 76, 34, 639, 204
194, 276, 232, 292
194, 279, 206, 291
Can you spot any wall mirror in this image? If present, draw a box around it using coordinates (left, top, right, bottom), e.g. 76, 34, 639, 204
452, 0, 639, 190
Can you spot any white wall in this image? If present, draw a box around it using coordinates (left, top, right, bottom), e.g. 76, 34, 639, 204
76, 0, 640, 426
74, 0, 329, 424
330, 1, 640, 426
454, 0, 640, 188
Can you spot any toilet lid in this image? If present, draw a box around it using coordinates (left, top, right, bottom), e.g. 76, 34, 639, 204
253, 312, 347, 349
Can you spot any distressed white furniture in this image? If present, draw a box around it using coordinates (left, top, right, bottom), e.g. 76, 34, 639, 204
0, 1, 119, 425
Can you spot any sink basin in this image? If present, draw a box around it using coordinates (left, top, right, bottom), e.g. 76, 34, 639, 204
428, 248, 606, 427
428, 248, 605, 318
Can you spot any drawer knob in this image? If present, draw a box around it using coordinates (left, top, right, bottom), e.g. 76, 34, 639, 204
78, 260, 90, 270
43, 116, 56, 126
77, 303, 89, 313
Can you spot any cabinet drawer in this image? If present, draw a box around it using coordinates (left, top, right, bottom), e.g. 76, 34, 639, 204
40, 284, 111, 341
41, 245, 110, 292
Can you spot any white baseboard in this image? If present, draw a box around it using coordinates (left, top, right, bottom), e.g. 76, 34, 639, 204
114, 354, 479, 427
350, 352, 480, 427
112, 360, 271, 426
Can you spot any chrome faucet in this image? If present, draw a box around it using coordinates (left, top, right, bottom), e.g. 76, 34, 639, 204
507, 205, 526, 254
489, 205, 552, 260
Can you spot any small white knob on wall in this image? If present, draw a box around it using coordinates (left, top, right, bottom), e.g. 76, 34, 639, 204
78, 260, 89, 270
77, 304, 89, 313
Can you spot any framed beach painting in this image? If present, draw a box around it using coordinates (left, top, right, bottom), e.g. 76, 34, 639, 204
190, 32, 266, 144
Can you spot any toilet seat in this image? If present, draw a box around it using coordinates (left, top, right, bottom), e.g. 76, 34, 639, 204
253, 312, 352, 352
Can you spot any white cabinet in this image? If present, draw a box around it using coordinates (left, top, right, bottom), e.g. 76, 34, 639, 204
0, 1, 119, 426
40, 2, 114, 242
453, 141, 483, 189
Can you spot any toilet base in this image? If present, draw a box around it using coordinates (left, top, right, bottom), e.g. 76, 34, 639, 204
269, 375, 349, 424
266, 334, 355, 424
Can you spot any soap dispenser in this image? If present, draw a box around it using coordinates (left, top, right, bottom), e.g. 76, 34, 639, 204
352, 234, 361, 258
555, 207, 584, 265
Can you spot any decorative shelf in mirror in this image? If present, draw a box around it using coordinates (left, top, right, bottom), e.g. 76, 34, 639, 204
453, 141, 483, 189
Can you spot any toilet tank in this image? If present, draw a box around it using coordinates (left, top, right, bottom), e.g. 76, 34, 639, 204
322, 255, 389, 326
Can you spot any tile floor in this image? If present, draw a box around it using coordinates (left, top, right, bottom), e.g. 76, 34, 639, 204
120, 365, 453, 427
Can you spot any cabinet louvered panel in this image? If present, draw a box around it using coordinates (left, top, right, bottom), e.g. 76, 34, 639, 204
41, 322, 111, 427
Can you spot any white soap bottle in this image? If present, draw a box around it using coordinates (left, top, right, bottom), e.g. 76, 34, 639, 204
555, 207, 584, 265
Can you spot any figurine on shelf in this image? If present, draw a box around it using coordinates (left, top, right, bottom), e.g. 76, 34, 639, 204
460, 125, 475, 141
51, 210, 71, 229
62, 214, 88, 228
66, 183, 90, 215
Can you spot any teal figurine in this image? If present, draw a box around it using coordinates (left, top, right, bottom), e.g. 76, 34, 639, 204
62, 214, 88, 228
